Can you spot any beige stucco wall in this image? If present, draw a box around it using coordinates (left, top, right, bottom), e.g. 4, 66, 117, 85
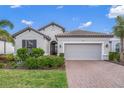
57, 37, 112, 60
14, 30, 49, 55
39, 25, 64, 54
39, 25, 64, 41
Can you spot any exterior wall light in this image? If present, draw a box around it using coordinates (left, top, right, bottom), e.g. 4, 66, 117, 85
109, 41, 112, 44
105, 44, 109, 48
59, 45, 62, 48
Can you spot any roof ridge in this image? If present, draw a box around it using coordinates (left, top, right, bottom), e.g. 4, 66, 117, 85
38, 22, 65, 31
69, 29, 109, 34
56, 29, 113, 38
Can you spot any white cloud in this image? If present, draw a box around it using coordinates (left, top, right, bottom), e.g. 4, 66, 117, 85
21, 19, 33, 26
56, 6, 64, 9
107, 5, 124, 18
10, 5, 21, 8
78, 21, 92, 29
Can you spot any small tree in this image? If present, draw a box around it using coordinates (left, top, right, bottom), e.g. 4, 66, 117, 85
113, 16, 124, 62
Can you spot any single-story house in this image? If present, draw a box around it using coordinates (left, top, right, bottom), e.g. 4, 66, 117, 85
12, 22, 120, 60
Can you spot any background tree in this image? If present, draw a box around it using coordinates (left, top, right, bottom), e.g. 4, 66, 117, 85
113, 16, 124, 62
0, 20, 14, 54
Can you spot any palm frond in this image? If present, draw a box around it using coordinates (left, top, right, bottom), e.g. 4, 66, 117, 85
0, 29, 14, 43
113, 16, 124, 38
0, 20, 14, 29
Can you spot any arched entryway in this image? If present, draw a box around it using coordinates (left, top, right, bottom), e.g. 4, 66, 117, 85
50, 41, 57, 55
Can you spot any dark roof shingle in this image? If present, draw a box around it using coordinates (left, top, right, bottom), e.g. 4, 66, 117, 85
56, 30, 113, 38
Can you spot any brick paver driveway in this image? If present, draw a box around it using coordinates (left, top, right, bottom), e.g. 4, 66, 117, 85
65, 60, 124, 88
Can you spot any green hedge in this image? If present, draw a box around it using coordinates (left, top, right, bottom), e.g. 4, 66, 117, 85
0, 61, 18, 69
38, 56, 64, 68
59, 53, 64, 57
17, 48, 45, 61
109, 52, 120, 62
8, 61, 18, 69
24, 56, 64, 69
25, 57, 38, 69
17, 48, 28, 61
0, 63, 4, 68
31, 48, 44, 58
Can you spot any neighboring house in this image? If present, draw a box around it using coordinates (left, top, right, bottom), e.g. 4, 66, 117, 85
0, 40, 14, 54
12, 22, 120, 60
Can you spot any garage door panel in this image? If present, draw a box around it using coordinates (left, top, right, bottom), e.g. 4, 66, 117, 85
64, 43, 101, 60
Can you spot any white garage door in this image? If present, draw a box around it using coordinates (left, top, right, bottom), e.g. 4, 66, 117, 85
64, 43, 102, 60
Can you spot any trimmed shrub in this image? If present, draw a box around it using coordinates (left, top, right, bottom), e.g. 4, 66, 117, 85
24, 56, 64, 69
25, 57, 38, 69
59, 53, 64, 57
17, 48, 45, 61
115, 52, 120, 61
17, 48, 29, 61
109, 52, 114, 61
0, 63, 4, 68
37, 56, 64, 68
8, 61, 18, 69
37, 56, 54, 68
109, 52, 120, 62
0, 55, 5, 61
0, 54, 14, 62
31, 48, 44, 58
6, 54, 15, 61
14, 55, 21, 62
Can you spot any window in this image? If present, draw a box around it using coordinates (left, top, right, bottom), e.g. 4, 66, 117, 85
115, 43, 120, 53
22, 40, 37, 48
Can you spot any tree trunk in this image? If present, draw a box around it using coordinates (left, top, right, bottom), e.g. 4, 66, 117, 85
120, 38, 124, 62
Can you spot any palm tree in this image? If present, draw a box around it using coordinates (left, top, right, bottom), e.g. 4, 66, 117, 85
0, 20, 14, 54
113, 16, 124, 62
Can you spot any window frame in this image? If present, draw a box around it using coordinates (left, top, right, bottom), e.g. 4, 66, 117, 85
22, 40, 37, 48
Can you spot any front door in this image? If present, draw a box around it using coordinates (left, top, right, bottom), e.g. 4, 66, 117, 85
50, 41, 57, 55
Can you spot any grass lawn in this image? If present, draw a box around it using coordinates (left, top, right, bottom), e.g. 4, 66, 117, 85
0, 69, 68, 88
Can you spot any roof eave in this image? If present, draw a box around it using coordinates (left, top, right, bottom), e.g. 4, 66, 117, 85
12, 27, 51, 41
56, 35, 113, 38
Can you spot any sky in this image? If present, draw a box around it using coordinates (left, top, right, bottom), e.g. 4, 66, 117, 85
0, 5, 124, 34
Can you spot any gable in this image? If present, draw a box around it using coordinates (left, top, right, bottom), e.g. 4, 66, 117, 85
15, 29, 43, 39
38, 23, 65, 40
38, 22, 65, 32
12, 27, 51, 41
